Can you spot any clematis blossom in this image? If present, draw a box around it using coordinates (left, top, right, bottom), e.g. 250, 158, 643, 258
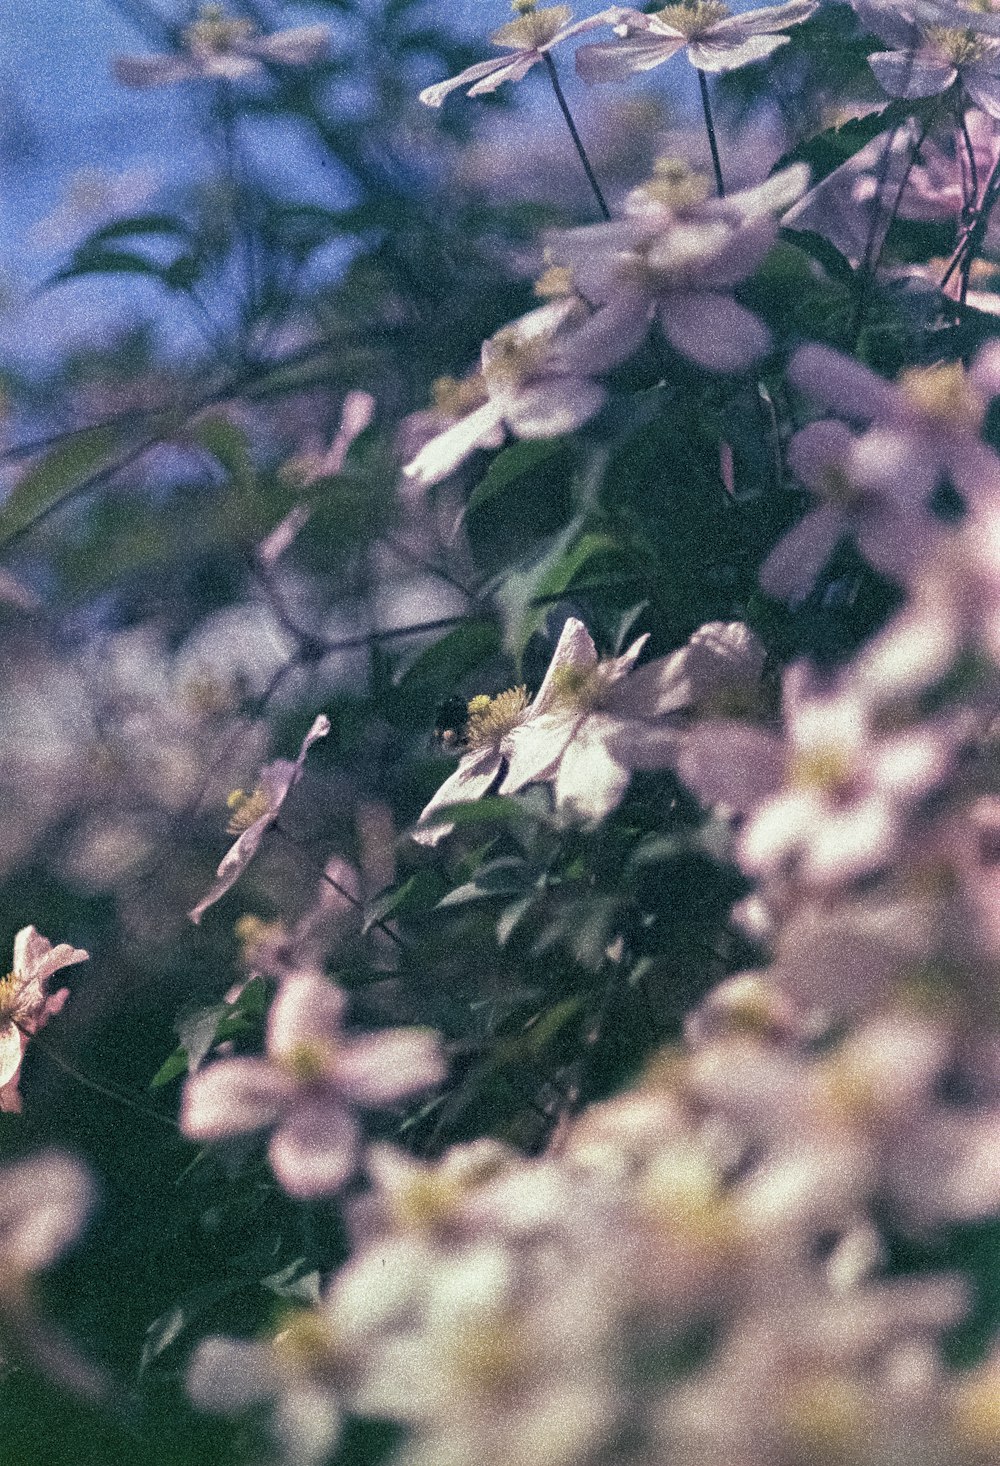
114, 5, 329, 87
402, 294, 645, 489
180, 973, 445, 1198
857, 0, 1000, 116
544, 161, 809, 370
418, 4, 628, 107
0, 927, 88, 1113
189, 714, 330, 924
575, 0, 816, 83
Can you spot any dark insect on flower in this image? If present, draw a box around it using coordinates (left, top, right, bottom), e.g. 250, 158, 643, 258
432, 695, 471, 750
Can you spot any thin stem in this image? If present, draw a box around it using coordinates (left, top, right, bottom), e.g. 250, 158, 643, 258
853, 116, 930, 344
697, 69, 725, 198
941, 150, 1000, 295
33, 1036, 180, 1129
541, 52, 611, 220
272, 823, 408, 951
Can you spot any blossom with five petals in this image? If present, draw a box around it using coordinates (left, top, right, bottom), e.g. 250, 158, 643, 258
0, 927, 88, 1113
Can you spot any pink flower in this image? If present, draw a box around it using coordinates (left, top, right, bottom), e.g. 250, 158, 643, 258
545, 163, 808, 370
418, 4, 628, 107
788, 342, 1000, 515
402, 295, 645, 489
0, 1149, 94, 1283
189, 714, 330, 925
676, 661, 956, 885
0, 927, 88, 1113
114, 6, 329, 87
180, 974, 445, 1198
575, 0, 816, 83
857, 0, 1000, 117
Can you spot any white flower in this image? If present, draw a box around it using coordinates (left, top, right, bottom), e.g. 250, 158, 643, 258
576, 0, 816, 82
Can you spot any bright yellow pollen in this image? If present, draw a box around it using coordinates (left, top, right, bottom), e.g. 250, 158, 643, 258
432, 373, 489, 419
225, 786, 272, 834
898, 360, 986, 432
0, 973, 19, 1022
640, 157, 712, 212
655, 0, 730, 35
273, 1310, 341, 1385
465, 686, 530, 748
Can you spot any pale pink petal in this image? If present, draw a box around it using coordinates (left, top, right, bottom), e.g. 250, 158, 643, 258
710, 0, 816, 37
254, 25, 330, 66
267, 973, 346, 1060
875, 729, 952, 798
868, 51, 957, 99
740, 790, 828, 873
268, 1099, 358, 1198
180, 1058, 295, 1142
500, 713, 577, 793
614, 621, 765, 716
759, 504, 848, 604
852, 0, 921, 48
675, 722, 786, 809
0, 1023, 25, 1088
788, 344, 902, 421
786, 418, 857, 492
113, 54, 200, 86
802, 797, 898, 882
418, 56, 514, 107
412, 745, 505, 847
466, 52, 540, 95
187, 1336, 276, 1413
547, 295, 652, 376
0, 1150, 95, 1275
532, 617, 599, 712
686, 33, 789, 71
575, 34, 683, 82
403, 401, 507, 488
336, 1028, 445, 1106
504, 377, 606, 437
554, 725, 632, 819
962, 66, 1000, 120
659, 291, 770, 371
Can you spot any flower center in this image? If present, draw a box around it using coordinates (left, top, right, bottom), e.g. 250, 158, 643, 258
491, 4, 571, 50
534, 263, 575, 299
432, 372, 489, 419
184, 4, 255, 54
281, 1039, 332, 1084
465, 687, 531, 748
654, 0, 730, 36
484, 327, 551, 388
226, 786, 272, 834
923, 23, 987, 65
898, 360, 986, 433
273, 1309, 343, 1387
639, 157, 712, 213
0, 972, 20, 1023
787, 745, 855, 797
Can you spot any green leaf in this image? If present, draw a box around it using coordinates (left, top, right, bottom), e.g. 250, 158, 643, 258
437, 856, 530, 908
497, 519, 620, 658
362, 870, 446, 932
139, 1280, 244, 1377
392, 619, 500, 724
465, 437, 568, 518
0, 423, 131, 548
194, 416, 255, 489
772, 98, 923, 191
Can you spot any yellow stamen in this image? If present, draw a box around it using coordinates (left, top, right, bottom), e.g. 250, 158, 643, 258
787, 746, 854, 796
491, 5, 572, 49
226, 786, 272, 834
465, 686, 530, 748
639, 157, 712, 212
534, 264, 575, 299
281, 1040, 331, 1084
898, 359, 987, 433
655, 0, 730, 35
923, 23, 988, 64
431, 373, 489, 418
184, 4, 255, 53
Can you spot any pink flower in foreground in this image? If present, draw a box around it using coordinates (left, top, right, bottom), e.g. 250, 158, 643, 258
545, 162, 808, 370
789, 341, 1000, 513
181, 974, 445, 1198
676, 661, 956, 885
114, 6, 329, 87
575, 0, 816, 83
418, 4, 627, 107
760, 417, 946, 604
189, 714, 330, 925
0, 927, 88, 1113
0, 1149, 94, 1285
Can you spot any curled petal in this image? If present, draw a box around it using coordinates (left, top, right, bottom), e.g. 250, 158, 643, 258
12, 926, 89, 986
575, 34, 683, 81
418, 56, 515, 106
403, 401, 507, 488
687, 33, 790, 71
